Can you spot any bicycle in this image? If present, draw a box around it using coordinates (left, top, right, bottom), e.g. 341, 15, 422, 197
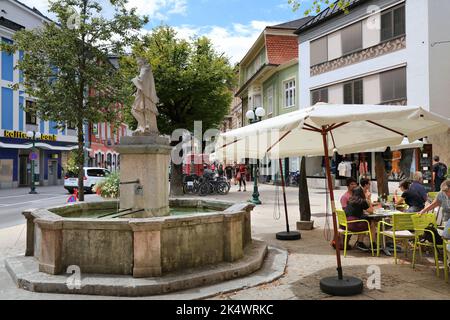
198, 174, 230, 196
182, 174, 201, 195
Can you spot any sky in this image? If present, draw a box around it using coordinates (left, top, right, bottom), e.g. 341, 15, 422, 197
19, 0, 315, 64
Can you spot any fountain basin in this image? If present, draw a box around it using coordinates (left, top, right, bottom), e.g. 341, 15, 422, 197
23, 199, 255, 278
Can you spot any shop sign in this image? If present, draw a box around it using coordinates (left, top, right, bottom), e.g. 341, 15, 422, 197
29, 152, 38, 161
3, 130, 57, 142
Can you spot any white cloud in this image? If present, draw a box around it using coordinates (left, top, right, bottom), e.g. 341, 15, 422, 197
18, 0, 278, 64
125, 0, 187, 18
18, 0, 187, 20
172, 20, 281, 64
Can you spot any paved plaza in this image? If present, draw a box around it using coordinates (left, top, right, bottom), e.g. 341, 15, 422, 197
0, 184, 449, 300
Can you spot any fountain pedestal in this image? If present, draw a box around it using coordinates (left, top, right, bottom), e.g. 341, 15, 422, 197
116, 134, 172, 218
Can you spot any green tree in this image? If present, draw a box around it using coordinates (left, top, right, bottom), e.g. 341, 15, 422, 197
5, 0, 147, 201
121, 26, 236, 195
288, 0, 351, 15
65, 151, 80, 174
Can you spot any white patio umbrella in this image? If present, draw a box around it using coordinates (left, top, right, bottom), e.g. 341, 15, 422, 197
215, 103, 450, 296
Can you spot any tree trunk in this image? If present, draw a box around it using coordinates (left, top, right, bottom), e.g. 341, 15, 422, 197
170, 163, 184, 196
77, 121, 85, 202
299, 157, 311, 221
375, 153, 389, 197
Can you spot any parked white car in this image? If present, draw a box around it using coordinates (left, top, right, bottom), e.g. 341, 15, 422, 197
64, 167, 110, 194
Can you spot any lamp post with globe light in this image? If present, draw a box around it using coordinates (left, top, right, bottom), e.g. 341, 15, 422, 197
27, 131, 41, 194
245, 106, 266, 205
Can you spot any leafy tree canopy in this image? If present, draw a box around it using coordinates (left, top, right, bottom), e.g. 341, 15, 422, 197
2, 0, 147, 200
121, 26, 236, 135
288, 0, 351, 15
4, 0, 147, 128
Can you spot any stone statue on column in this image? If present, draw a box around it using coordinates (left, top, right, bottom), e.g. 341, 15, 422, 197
131, 57, 159, 135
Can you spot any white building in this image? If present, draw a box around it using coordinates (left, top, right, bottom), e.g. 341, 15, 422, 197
0, 0, 79, 188
295, 0, 450, 189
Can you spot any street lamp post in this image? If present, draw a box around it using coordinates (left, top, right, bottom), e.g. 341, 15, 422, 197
27, 131, 41, 194
245, 106, 266, 205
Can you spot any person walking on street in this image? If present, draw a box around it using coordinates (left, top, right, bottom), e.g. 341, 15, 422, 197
218, 164, 224, 178
433, 156, 448, 192
225, 165, 233, 181
237, 163, 247, 192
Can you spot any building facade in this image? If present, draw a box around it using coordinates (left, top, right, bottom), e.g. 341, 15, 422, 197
296, 0, 450, 186
89, 121, 130, 172
236, 17, 312, 181
221, 86, 243, 133
0, 0, 80, 189
0, 1, 131, 189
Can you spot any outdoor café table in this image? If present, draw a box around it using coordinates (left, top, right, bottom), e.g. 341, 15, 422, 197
365, 210, 401, 256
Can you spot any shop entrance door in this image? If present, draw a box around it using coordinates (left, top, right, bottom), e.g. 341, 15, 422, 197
19, 155, 30, 187
48, 161, 58, 185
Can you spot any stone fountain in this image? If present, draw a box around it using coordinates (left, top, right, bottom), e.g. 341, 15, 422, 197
5, 58, 270, 297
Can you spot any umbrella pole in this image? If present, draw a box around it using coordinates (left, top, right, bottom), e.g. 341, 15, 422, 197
276, 158, 301, 241
320, 131, 343, 280
319, 126, 363, 296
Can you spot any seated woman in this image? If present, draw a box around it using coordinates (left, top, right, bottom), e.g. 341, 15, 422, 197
345, 187, 377, 252
395, 180, 425, 213
420, 180, 450, 226
360, 178, 372, 204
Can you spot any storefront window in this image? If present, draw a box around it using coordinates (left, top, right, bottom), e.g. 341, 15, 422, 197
382, 148, 415, 181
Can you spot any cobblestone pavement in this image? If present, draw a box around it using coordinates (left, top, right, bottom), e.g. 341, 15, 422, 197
0, 183, 449, 299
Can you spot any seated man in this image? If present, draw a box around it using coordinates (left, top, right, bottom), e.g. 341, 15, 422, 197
340, 178, 358, 210
409, 172, 428, 210
396, 180, 425, 213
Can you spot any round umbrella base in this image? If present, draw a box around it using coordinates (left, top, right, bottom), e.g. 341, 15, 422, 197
320, 276, 363, 296
276, 231, 301, 241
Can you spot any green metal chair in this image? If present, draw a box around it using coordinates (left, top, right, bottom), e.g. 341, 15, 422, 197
444, 235, 449, 283
377, 213, 416, 264
411, 213, 444, 277
427, 192, 439, 202
337, 209, 374, 257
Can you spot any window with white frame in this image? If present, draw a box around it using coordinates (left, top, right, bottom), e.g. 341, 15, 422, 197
284, 79, 296, 108
310, 37, 328, 66
381, 4, 405, 42
341, 22, 362, 55
311, 87, 329, 105
253, 94, 262, 108
343, 79, 363, 104
380, 67, 407, 103
267, 86, 274, 115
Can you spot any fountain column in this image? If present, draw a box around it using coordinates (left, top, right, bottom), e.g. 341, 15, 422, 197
116, 134, 172, 218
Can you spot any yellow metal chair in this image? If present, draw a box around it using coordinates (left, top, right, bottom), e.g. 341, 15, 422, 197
377, 213, 416, 264
411, 213, 444, 277
428, 192, 439, 202
337, 209, 374, 257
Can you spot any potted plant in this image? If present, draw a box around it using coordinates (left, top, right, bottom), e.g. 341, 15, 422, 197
93, 172, 120, 199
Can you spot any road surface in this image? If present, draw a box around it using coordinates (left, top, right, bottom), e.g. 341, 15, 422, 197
0, 185, 102, 229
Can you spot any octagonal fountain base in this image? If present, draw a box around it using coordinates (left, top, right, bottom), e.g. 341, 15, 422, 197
5, 198, 274, 296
